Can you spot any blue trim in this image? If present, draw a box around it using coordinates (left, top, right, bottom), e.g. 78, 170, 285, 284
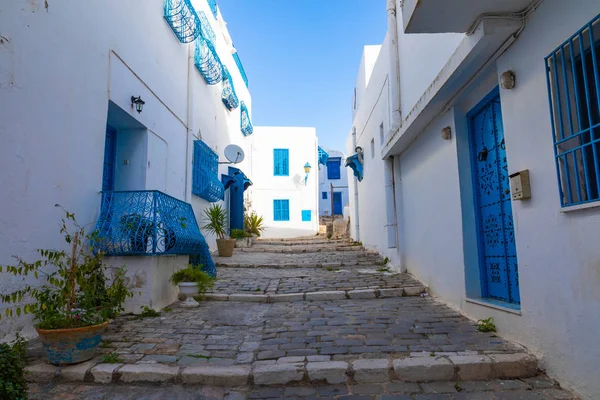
232, 52, 248, 88
273, 149, 289, 176
301, 210, 311, 222
207, 0, 217, 18
102, 126, 117, 192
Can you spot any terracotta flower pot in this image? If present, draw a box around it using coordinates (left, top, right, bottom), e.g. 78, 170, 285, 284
216, 238, 235, 257
36, 321, 109, 365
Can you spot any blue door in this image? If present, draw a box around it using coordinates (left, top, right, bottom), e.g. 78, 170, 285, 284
102, 125, 117, 191
333, 192, 343, 215
469, 88, 520, 304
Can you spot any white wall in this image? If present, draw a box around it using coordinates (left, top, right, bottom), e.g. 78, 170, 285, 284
250, 126, 319, 238
0, 0, 251, 338
352, 45, 382, 119
318, 149, 350, 216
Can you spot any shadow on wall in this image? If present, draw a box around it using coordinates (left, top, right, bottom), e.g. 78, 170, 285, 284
262, 227, 318, 239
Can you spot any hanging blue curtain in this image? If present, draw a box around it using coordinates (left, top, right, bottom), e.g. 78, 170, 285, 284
163, 0, 202, 43
240, 101, 253, 136
345, 154, 364, 182
221, 66, 239, 110
194, 37, 223, 85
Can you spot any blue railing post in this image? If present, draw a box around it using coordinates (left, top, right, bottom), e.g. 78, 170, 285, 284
152, 191, 158, 254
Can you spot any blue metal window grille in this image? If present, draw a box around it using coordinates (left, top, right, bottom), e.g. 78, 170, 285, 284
546, 15, 600, 207
198, 10, 216, 43
192, 140, 224, 202
240, 101, 253, 136
207, 0, 218, 18
163, 0, 202, 43
345, 154, 364, 182
322, 191, 328, 199
327, 157, 341, 179
301, 210, 311, 222
273, 149, 289, 176
273, 200, 290, 221
194, 37, 223, 85
318, 146, 329, 166
232, 52, 249, 88
221, 66, 240, 110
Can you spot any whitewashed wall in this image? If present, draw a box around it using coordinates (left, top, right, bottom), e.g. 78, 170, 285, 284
318, 149, 350, 216
0, 0, 251, 338
250, 127, 319, 238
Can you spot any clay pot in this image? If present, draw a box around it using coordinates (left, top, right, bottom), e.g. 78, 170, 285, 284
216, 238, 235, 257
36, 321, 109, 365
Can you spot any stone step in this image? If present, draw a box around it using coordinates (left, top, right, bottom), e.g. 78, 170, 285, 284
205, 285, 428, 303
215, 260, 385, 269
255, 239, 351, 246
238, 245, 365, 253
25, 352, 539, 387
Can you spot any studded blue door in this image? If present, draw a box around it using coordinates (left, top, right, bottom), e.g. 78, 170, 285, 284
102, 125, 117, 191
333, 192, 343, 215
469, 88, 520, 304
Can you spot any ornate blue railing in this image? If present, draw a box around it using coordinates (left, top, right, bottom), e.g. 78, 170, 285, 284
345, 154, 363, 182
95, 191, 216, 276
195, 36, 223, 85
198, 10, 216, 43
207, 0, 218, 18
163, 0, 202, 43
240, 101, 253, 136
232, 52, 248, 88
221, 66, 239, 110
318, 146, 329, 166
192, 140, 224, 202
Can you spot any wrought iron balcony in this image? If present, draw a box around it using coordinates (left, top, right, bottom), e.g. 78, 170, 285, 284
95, 190, 210, 257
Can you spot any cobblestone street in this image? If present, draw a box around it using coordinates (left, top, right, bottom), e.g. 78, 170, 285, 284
26, 237, 578, 399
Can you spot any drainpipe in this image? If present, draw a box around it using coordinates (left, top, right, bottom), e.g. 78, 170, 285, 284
351, 127, 360, 242
386, 0, 401, 138
184, 43, 193, 203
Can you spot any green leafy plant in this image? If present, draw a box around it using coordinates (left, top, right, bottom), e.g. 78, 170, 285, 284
382, 256, 390, 264
0, 208, 133, 329
230, 229, 250, 239
202, 204, 228, 240
244, 212, 265, 237
102, 353, 124, 364
139, 306, 160, 318
477, 317, 497, 332
162, 307, 172, 313
377, 267, 390, 272
0, 335, 27, 400
170, 266, 215, 300
454, 382, 463, 392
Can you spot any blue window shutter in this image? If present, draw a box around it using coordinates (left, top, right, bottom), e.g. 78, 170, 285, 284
274, 149, 289, 176
322, 192, 327, 199
327, 158, 341, 180
282, 200, 289, 221
273, 200, 280, 221
302, 210, 311, 221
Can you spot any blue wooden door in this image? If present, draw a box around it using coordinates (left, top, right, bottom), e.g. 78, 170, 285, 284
102, 125, 117, 191
469, 88, 520, 304
333, 192, 343, 215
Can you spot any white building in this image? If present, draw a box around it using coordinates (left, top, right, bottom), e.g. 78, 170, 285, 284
249, 126, 319, 238
346, 1, 600, 399
0, 0, 253, 337
318, 149, 350, 217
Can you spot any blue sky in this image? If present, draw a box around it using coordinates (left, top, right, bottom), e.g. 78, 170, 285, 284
217, 0, 387, 151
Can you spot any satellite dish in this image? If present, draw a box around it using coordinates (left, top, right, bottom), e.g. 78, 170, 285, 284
223, 144, 245, 164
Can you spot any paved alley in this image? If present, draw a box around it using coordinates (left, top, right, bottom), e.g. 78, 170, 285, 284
26, 237, 577, 399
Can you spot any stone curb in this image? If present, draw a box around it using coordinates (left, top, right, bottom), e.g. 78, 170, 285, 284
26, 352, 537, 386
205, 285, 428, 303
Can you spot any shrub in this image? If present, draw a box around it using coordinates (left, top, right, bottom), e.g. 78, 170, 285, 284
0, 335, 27, 400
170, 266, 215, 299
244, 212, 265, 237
230, 229, 250, 239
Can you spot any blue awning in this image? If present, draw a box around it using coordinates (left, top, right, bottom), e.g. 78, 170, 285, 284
345, 154, 364, 182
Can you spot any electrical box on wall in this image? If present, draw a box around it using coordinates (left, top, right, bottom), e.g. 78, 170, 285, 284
509, 170, 531, 200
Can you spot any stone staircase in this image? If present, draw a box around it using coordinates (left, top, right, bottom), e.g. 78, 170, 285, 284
25, 236, 579, 399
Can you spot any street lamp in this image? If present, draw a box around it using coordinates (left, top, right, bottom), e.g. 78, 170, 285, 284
131, 96, 145, 113
304, 162, 311, 186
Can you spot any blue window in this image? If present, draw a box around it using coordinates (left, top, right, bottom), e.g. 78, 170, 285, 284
546, 15, 600, 207
273, 200, 290, 221
274, 149, 289, 176
302, 210, 311, 221
322, 191, 328, 199
327, 157, 341, 180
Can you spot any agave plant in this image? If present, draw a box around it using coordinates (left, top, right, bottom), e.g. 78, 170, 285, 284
202, 204, 228, 240
244, 212, 265, 237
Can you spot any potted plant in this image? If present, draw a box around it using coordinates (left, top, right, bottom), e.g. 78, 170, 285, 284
169, 265, 215, 307
230, 229, 252, 248
0, 209, 133, 365
202, 204, 235, 257
119, 213, 154, 253
244, 211, 265, 244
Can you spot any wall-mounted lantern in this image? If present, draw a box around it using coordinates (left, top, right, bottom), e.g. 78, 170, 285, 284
131, 96, 145, 114
304, 162, 311, 185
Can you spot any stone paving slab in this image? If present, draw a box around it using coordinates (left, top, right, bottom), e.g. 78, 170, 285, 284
28, 375, 579, 399
209, 267, 419, 295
